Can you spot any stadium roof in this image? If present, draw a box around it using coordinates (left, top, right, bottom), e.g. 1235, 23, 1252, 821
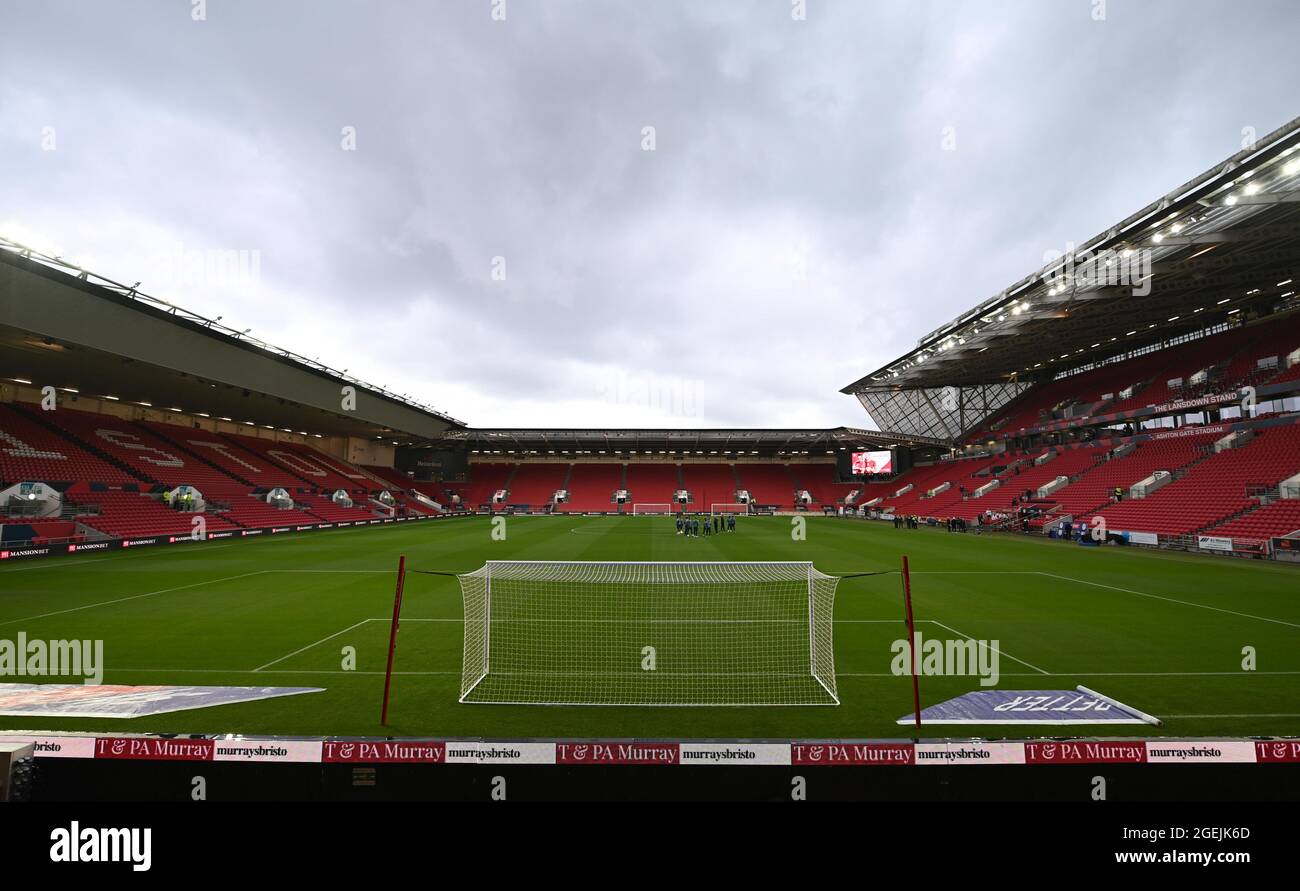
422, 426, 948, 455
841, 115, 1300, 439
0, 238, 466, 442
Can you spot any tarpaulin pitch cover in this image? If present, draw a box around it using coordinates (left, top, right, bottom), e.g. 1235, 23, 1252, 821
897, 685, 1160, 726
0, 684, 324, 718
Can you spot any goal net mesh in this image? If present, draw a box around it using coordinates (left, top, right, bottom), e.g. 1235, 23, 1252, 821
710, 503, 750, 515
457, 561, 839, 706
631, 504, 674, 515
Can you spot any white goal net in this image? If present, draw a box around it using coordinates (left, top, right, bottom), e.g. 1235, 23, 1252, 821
457, 561, 840, 706
631, 503, 675, 515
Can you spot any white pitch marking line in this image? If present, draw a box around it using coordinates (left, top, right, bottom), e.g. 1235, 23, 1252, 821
253, 618, 375, 672
0, 543, 239, 573
0, 570, 271, 628
1036, 571, 1300, 630
838, 670, 1300, 678
1162, 714, 1300, 719
105, 667, 458, 676
927, 619, 1051, 675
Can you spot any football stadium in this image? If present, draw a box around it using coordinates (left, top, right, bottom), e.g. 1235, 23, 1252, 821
2, 6, 1299, 842
4, 117, 1300, 791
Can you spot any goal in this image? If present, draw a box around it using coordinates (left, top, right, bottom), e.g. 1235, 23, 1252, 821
710, 503, 750, 516
456, 560, 840, 706
631, 503, 675, 515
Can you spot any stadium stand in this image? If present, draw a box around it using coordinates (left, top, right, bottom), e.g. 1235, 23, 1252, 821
292, 494, 378, 523
219, 431, 371, 492
625, 463, 680, 507
967, 322, 1300, 443
71, 490, 241, 539
1088, 426, 1300, 536
735, 463, 795, 508
215, 495, 325, 529
142, 422, 306, 491
361, 464, 415, 490
0, 403, 137, 486
680, 463, 737, 509
0, 520, 83, 546
953, 447, 1101, 518
1047, 432, 1221, 520
881, 455, 1003, 517
427, 462, 514, 508
1209, 499, 1300, 540
559, 463, 623, 512
506, 463, 569, 509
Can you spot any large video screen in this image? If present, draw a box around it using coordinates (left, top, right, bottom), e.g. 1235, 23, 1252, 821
851, 450, 893, 475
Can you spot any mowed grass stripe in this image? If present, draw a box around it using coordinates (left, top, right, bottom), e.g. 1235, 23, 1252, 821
0, 515, 1295, 739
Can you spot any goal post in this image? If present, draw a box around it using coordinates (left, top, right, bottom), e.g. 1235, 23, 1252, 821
631, 503, 675, 515
709, 503, 750, 516
456, 560, 840, 707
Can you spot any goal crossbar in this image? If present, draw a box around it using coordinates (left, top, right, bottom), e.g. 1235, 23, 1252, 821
709, 503, 750, 515
631, 503, 675, 515
456, 560, 839, 707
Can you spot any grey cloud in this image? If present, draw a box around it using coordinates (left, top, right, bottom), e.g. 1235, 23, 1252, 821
2, 0, 1297, 427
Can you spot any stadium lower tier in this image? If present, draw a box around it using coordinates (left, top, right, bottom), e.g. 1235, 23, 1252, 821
6, 401, 1300, 545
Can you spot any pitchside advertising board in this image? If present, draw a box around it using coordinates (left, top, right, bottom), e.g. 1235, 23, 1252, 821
0, 512, 456, 561
0, 732, 1292, 765
851, 450, 893, 475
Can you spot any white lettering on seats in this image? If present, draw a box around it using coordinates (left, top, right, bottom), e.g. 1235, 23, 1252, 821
0, 430, 67, 460
309, 454, 365, 479
190, 440, 261, 473
267, 450, 327, 476
95, 429, 183, 467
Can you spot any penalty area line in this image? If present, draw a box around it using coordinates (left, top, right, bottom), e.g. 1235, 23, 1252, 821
0, 570, 271, 628
1036, 571, 1300, 630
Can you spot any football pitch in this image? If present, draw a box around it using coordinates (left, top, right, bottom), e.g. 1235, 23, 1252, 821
2, 515, 1298, 741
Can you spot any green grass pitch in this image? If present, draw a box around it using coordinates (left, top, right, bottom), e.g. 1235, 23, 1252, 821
2, 515, 1298, 740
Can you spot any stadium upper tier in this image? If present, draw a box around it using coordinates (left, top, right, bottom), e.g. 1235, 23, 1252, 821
844, 115, 1300, 442
964, 317, 1300, 443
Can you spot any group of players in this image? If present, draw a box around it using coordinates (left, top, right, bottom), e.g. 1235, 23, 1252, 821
675, 513, 737, 537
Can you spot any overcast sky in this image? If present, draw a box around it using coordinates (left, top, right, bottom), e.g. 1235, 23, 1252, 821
2, 1, 1297, 428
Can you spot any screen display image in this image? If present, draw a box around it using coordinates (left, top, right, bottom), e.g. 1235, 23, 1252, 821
852, 450, 893, 475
